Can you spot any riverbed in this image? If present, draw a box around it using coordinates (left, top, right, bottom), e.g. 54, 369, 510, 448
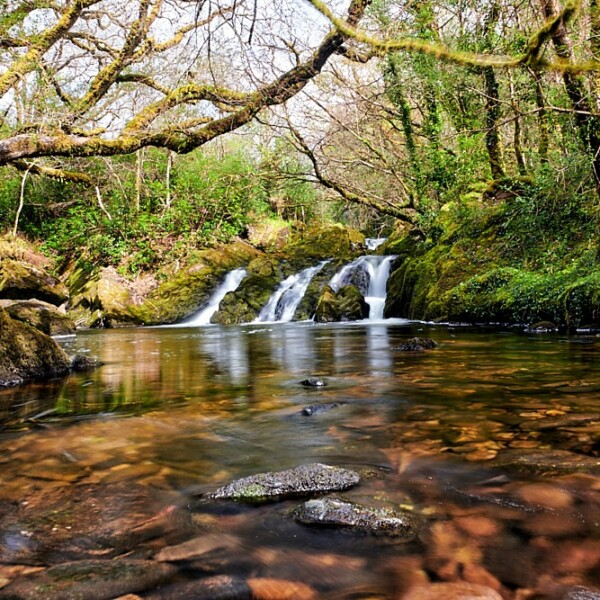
0, 322, 598, 599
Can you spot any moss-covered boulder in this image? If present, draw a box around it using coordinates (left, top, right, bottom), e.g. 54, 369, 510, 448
284, 223, 365, 266
132, 240, 262, 325
2, 299, 76, 336
69, 266, 143, 328
212, 256, 282, 324
314, 284, 369, 323
0, 307, 71, 386
0, 258, 69, 306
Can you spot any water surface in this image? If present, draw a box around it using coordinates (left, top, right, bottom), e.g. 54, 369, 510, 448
0, 323, 598, 598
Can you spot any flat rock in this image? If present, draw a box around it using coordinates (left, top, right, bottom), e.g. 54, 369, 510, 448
155, 533, 240, 562
0, 483, 185, 565
292, 497, 418, 539
519, 413, 600, 431
0, 559, 176, 600
205, 463, 360, 503
494, 449, 600, 474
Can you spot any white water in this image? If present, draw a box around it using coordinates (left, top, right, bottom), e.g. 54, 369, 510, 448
329, 255, 396, 320
255, 261, 329, 323
180, 268, 247, 326
365, 237, 387, 251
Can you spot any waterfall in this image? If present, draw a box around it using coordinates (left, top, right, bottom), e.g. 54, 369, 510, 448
329, 255, 396, 320
365, 255, 395, 320
182, 268, 247, 326
365, 237, 387, 251
255, 261, 329, 323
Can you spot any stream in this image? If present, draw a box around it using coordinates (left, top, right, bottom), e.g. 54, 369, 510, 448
0, 322, 598, 598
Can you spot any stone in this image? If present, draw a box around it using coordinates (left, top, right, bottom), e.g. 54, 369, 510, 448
300, 378, 327, 388
300, 403, 344, 416
205, 463, 360, 503
155, 533, 239, 562
0, 258, 68, 306
0, 308, 71, 387
1, 299, 75, 336
0, 560, 176, 600
0, 483, 185, 565
145, 575, 251, 600
494, 450, 600, 474
394, 337, 438, 352
402, 582, 503, 600
248, 578, 316, 600
292, 497, 418, 539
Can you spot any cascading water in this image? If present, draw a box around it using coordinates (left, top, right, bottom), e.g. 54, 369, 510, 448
255, 261, 329, 323
180, 268, 247, 326
329, 255, 396, 320
365, 237, 387, 251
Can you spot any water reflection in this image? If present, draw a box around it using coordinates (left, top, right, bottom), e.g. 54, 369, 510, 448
0, 324, 598, 598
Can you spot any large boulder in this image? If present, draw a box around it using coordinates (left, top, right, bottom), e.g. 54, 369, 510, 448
133, 240, 262, 325
212, 256, 282, 324
0, 307, 71, 386
205, 463, 361, 503
314, 284, 369, 323
2, 299, 76, 336
69, 266, 143, 328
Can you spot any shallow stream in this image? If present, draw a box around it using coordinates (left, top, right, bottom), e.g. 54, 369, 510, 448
0, 323, 598, 598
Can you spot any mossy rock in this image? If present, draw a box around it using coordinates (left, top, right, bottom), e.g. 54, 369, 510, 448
69, 267, 141, 328
293, 260, 343, 321
211, 256, 282, 324
130, 241, 262, 325
0, 307, 71, 386
2, 299, 76, 336
284, 223, 365, 264
0, 258, 69, 306
314, 284, 368, 323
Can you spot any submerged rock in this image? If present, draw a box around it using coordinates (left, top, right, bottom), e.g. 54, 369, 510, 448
0, 559, 176, 600
145, 575, 251, 600
300, 378, 327, 388
292, 497, 418, 539
394, 337, 438, 352
0, 308, 71, 386
0, 483, 185, 565
205, 463, 361, 502
402, 582, 503, 600
494, 450, 600, 474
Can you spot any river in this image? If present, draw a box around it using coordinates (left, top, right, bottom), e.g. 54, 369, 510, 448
0, 322, 598, 598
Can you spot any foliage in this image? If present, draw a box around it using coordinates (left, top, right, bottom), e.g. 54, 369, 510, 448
5, 146, 271, 276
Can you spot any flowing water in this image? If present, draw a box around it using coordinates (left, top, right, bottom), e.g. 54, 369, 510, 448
177, 268, 248, 326
255, 262, 329, 323
329, 256, 397, 320
0, 323, 598, 598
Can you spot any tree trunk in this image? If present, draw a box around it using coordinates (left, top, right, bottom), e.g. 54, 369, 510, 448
541, 0, 600, 194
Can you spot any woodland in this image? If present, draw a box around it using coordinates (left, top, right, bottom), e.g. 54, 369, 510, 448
0, 0, 600, 328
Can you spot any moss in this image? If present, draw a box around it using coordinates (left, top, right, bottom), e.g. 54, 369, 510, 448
0, 307, 71, 385
285, 223, 364, 264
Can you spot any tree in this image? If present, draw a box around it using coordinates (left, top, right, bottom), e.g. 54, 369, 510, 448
0, 0, 370, 182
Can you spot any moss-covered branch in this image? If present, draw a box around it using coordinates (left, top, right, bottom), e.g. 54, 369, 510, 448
306, 0, 596, 72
